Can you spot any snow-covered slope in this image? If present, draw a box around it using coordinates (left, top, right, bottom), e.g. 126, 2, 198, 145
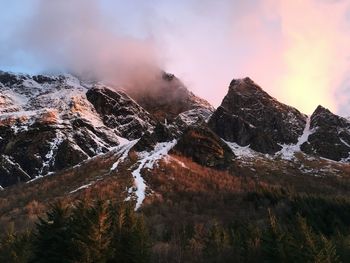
277, 116, 313, 160
0, 71, 155, 185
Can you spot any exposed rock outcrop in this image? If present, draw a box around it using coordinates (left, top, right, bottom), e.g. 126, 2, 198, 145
86, 86, 155, 140
172, 124, 235, 169
209, 77, 307, 154
301, 106, 350, 161
1, 69, 349, 189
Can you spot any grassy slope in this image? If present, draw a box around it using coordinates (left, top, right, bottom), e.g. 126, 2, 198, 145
0, 149, 349, 236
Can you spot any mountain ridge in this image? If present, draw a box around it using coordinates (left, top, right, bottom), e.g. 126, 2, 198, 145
0, 70, 349, 190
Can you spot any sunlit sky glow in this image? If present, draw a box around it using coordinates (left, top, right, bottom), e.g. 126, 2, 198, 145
1, 0, 350, 115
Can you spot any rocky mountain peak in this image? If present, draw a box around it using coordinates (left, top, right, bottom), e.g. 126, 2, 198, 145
301, 105, 350, 161
1, 69, 350, 190
310, 105, 349, 129
228, 77, 264, 96
162, 72, 175, 81
128, 71, 214, 122
209, 77, 307, 154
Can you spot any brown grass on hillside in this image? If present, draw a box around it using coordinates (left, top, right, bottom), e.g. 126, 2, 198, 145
0, 151, 134, 235
141, 154, 266, 230
140, 153, 350, 242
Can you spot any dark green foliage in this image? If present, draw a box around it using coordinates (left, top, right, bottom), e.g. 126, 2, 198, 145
108, 204, 150, 263
30, 202, 73, 263
1, 186, 350, 263
1, 200, 151, 263
261, 209, 290, 263
69, 201, 111, 263
0, 228, 32, 263
203, 221, 232, 262
149, 187, 350, 263
260, 212, 340, 263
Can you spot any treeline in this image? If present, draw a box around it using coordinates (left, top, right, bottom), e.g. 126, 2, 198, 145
0, 201, 149, 263
151, 210, 349, 263
148, 188, 350, 262
1, 188, 350, 262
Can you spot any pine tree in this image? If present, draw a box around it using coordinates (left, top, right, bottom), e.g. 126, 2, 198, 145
292, 214, 340, 263
203, 221, 231, 262
108, 203, 150, 263
333, 233, 350, 263
132, 214, 151, 263
70, 201, 111, 263
261, 209, 295, 263
0, 228, 32, 263
30, 202, 73, 263
315, 235, 340, 263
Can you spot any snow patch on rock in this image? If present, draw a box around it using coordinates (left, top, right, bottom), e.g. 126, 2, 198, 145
69, 178, 103, 194
277, 116, 313, 160
69, 182, 93, 194
224, 140, 257, 159
177, 108, 213, 126
3, 155, 31, 179
166, 155, 189, 169
110, 139, 139, 172
131, 139, 177, 209
38, 132, 64, 176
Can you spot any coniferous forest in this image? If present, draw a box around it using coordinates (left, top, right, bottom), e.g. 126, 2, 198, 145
1, 186, 350, 263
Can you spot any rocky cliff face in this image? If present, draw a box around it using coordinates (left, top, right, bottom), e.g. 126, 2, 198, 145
86, 86, 155, 140
209, 77, 307, 154
301, 106, 350, 161
172, 124, 235, 169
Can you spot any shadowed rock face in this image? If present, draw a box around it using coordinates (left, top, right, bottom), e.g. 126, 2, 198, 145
171, 124, 235, 169
301, 106, 350, 161
209, 77, 307, 154
86, 86, 155, 140
131, 122, 177, 153
0, 155, 31, 187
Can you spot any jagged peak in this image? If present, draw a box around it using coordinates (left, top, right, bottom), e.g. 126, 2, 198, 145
228, 77, 270, 98
310, 105, 349, 123
310, 104, 350, 130
229, 77, 255, 86
211, 77, 308, 153
162, 71, 175, 81
312, 105, 332, 115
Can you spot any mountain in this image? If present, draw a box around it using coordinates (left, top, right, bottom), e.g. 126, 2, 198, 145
128, 72, 214, 122
0, 71, 349, 189
209, 77, 350, 162
0, 70, 213, 187
1, 71, 350, 262
301, 105, 350, 161
208, 77, 307, 154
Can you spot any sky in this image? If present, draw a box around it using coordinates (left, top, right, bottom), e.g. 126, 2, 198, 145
1, 0, 350, 116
